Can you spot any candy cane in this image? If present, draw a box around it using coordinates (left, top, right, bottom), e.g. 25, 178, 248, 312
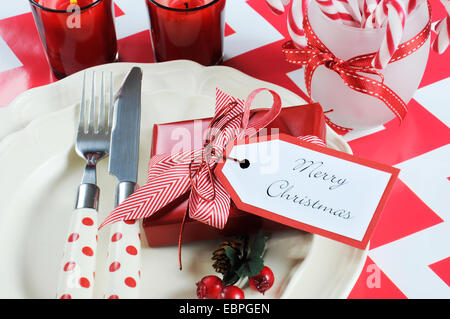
336, 0, 362, 24
373, 0, 407, 69
264, 0, 310, 48
316, 0, 360, 26
407, 0, 418, 14
288, 0, 310, 47
360, 0, 378, 24
361, 0, 382, 27
266, 0, 288, 14
432, 0, 450, 54
363, 0, 387, 28
349, 0, 364, 23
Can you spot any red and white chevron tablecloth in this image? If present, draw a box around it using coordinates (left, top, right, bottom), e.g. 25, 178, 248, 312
0, 0, 448, 299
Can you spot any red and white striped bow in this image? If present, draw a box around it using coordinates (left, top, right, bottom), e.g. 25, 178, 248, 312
99, 88, 326, 231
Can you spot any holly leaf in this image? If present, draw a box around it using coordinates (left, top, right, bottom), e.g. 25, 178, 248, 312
222, 271, 240, 286
236, 256, 264, 278
248, 230, 267, 260
224, 246, 238, 268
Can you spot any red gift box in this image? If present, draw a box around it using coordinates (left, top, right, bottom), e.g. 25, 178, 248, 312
142, 103, 326, 247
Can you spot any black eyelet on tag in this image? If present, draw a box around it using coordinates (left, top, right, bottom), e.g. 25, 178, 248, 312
239, 159, 250, 169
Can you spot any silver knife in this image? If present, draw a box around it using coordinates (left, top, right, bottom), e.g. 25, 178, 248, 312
104, 67, 143, 298
109, 66, 143, 205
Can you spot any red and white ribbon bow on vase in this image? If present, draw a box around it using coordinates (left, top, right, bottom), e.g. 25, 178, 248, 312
100, 89, 325, 234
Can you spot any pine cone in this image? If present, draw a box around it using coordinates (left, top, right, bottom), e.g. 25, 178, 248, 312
212, 239, 243, 274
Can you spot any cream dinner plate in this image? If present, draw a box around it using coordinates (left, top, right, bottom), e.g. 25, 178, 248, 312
0, 61, 366, 298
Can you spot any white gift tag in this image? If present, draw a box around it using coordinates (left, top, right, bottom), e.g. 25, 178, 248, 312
215, 134, 399, 249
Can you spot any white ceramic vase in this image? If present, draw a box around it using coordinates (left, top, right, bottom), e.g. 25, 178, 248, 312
306, 0, 430, 130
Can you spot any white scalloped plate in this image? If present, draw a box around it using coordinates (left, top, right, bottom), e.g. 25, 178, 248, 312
0, 61, 366, 299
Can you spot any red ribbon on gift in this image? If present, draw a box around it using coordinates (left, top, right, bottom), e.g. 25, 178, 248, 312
282, 2, 432, 134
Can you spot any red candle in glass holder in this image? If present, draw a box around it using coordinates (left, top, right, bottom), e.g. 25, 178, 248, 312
168, 0, 205, 9
146, 0, 226, 66
29, 0, 117, 79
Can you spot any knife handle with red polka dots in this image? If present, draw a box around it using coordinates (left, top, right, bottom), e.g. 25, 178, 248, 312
56, 208, 98, 299
103, 182, 141, 299
103, 220, 141, 299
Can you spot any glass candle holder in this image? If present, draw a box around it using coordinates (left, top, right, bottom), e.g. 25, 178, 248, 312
29, 0, 118, 79
146, 0, 226, 66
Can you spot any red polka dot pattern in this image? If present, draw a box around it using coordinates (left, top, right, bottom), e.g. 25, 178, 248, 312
63, 261, 76, 272
126, 246, 138, 255
109, 262, 121, 272
124, 277, 137, 288
104, 220, 141, 298
68, 233, 79, 242
81, 217, 94, 226
57, 208, 98, 299
111, 232, 122, 242
82, 246, 94, 256
79, 277, 90, 288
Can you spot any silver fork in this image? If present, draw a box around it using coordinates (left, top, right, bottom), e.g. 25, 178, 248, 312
75, 71, 114, 207
56, 71, 114, 299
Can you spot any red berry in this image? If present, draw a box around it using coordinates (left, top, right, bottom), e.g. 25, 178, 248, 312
219, 286, 245, 299
249, 266, 274, 295
196, 275, 223, 299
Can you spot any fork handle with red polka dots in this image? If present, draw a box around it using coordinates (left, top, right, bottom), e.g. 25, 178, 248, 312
56, 207, 98, 299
